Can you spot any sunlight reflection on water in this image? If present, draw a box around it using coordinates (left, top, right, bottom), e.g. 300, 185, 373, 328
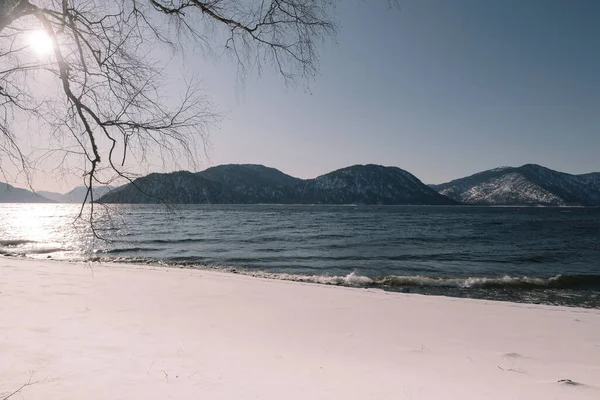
0, 204, 108, 259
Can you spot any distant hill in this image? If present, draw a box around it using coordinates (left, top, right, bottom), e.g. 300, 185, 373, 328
39, 185, 114, 203
100, 164, 457, 205
37, 190, 66, 203
430, 164, 600, 206
0, 183, 54, 203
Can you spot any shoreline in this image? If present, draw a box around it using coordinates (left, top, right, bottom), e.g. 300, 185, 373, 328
1, 257, 599, 399
7, 254, 600, 310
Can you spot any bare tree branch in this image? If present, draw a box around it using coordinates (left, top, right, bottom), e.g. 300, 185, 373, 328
0, 0, 391, 233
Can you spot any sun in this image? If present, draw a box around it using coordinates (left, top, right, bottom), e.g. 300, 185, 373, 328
27, 30, 54, 56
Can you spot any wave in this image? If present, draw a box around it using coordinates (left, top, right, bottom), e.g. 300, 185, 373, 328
0, 239, 37, 247
7, 242, 599, 293
28, 247, 68, 255
220, 270, 600, 291
0, 238, 69, 256
143, 238, 220, 245
101, 247, 161, 254
86, 252, 600, 292
0, 239, 66, 256
243, 270, 375, 286
2, 247, 68, 255
375, 274, 600, 290
185, 269, 600, 291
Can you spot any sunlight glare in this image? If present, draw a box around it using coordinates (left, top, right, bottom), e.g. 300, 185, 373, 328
27, 30, 54, 56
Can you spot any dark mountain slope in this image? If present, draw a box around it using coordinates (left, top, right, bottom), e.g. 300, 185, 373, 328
196, 164, 300, 203
99, 171, 234, 204
100, 164, 457, 205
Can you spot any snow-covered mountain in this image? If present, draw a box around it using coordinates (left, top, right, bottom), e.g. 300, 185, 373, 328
100, 164, 457, 205
430, 164, 600, 206
0, 183, 54, 203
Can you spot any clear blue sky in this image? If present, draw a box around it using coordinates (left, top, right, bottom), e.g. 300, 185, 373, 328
194, 0, 599, 184
8, 0, 599, 192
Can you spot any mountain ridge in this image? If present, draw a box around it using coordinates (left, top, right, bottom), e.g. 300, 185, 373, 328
100, 163, 457, 205
0, 183, 54, 203
39, 185, 114, 203
3, 163, 600, 206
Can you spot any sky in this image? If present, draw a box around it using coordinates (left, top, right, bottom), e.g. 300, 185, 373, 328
6, 0, 600, 191
197, 0, 600, 185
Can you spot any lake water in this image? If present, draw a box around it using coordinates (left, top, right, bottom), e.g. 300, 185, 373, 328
1, 204, 599, 308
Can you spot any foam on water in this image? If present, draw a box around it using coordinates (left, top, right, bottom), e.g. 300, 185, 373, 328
249, 271, 600, 291
101, 257, 600, 292
376, 275, 600, 289
0, 239, 36, 247
245, 270, 375, 286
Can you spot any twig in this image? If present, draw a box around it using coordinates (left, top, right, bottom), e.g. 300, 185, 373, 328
1, 371, 39, 400
146, 359, 155, 375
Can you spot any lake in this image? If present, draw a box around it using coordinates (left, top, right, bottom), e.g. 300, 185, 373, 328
1, 204, 599, 308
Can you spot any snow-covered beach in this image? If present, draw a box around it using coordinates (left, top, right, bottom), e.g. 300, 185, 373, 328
1, 257, 599, 399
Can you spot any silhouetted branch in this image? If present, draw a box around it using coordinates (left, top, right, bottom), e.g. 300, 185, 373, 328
0, 1, 392, 232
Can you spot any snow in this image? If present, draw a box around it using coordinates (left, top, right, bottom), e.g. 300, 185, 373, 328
435, 165, 600, 205
460, 172, 563, 204
1, 257, 599, 399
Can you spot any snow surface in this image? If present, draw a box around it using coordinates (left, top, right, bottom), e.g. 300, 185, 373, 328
456, 172, 563, 205
435, 165, 600, 205
1, 257, 599, 399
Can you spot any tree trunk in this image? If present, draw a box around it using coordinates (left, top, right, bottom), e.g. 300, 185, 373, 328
0, 0, 32, 33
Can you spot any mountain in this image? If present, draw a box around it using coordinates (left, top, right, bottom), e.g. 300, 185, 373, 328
294, 165, 456, 205
430, 164, 600, 206
100, 164, 457, 205
198, 164, 301, 187
0, 183, 54, 203
196, 164, 301, 203
576, 172, 600, 195
98, 171, 236, 204
38, 185, 114, 203
37, 190, 66, 203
